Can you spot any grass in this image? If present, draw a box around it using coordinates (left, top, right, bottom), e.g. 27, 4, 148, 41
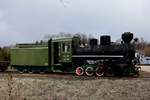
0, 73, 149, 100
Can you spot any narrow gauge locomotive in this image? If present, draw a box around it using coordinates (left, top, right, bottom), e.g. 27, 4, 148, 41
10, 32, 139, 76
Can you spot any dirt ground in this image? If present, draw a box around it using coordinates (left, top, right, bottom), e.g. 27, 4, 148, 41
140, 65, 150, 72
0, 66, 149, 100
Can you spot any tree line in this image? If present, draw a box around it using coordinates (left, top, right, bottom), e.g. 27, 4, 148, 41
134, 37, 150, 57
0, 47, 10, 61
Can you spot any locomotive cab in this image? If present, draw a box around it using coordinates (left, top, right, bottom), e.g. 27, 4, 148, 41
50, 37, 73, 72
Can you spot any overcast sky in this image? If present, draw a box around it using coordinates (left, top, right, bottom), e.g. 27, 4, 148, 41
0, 0, 150, 46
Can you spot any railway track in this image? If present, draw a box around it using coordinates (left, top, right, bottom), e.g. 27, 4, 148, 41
0, 70, 150, 80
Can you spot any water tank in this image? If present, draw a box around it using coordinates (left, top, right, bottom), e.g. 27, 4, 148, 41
100, 35, 111, 45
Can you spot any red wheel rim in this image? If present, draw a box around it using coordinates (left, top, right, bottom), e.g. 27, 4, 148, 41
96, 67, 104, 77
76, 67, 84, 76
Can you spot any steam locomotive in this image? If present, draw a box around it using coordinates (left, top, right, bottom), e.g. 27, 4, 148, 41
73, 32, 138, 76
1, 32, 140, 76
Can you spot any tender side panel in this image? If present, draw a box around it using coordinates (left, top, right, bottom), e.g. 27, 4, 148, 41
11, 47, 49, 66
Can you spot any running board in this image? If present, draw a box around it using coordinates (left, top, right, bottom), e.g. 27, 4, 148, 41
72, 55, 124, 58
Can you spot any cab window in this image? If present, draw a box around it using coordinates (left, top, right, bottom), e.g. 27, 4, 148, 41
62, 43, 70, 52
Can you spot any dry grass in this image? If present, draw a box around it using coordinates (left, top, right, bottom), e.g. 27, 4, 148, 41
0, 72, 149, 100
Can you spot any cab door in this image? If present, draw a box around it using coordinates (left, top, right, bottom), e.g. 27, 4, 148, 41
61, 42, 72, 63
53, 42, 61, 65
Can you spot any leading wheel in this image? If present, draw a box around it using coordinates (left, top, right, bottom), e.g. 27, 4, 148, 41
85, 67, 94, 76
76, 67, 84, 76
95, 66, 104, 77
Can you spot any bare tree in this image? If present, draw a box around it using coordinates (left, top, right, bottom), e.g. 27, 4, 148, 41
74, 32, 88, 45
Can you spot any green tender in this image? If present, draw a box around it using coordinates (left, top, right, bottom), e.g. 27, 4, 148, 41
10, 47, 49, 66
